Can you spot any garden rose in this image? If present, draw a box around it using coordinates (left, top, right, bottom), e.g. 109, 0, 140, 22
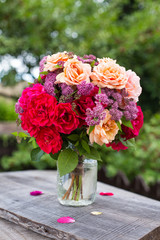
90, 58, 128, 89
55, 58, 91, 85
88, 110, 119, 145
27, 92, 57, 127
53, 103, 79, 134
44, 52, 69, 72
125, 70, 142, 102
36, 126, 63, 154
106, 142, 128, 151
21, 112, 40, 137
19, 84, 46, 111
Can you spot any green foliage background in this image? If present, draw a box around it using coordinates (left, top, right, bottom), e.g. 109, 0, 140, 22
0, 0, 159, 183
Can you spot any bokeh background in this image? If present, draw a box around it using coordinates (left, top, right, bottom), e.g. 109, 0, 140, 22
0, 0, 160, 187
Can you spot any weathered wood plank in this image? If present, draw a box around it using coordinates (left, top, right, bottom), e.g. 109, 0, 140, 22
0, 170, 160, 240
0, 218, 52, 240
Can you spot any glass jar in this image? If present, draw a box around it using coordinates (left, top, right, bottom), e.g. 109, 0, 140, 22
57, 158, 97, 206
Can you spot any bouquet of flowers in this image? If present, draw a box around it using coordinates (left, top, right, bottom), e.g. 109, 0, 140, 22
15, 51, 143, 204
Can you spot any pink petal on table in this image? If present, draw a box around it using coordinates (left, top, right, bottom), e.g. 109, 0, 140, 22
57, 216, 75, 224
30, 191, 43, 196
99, 192, 114, 196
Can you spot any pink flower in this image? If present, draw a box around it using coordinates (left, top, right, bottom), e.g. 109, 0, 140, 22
90, 58, 128, 89
27, 93, 57, 127
36, 126, 63, 154
53, 103, 79, 134
55, 58, 91, 85
125, 70, 142, 102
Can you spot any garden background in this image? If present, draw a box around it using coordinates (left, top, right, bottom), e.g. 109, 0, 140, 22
0, 0, 160, 186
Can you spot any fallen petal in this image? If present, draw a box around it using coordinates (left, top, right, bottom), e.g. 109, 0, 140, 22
57, 216, 75, 224
91, 211, 102, 215
99, 192, 114, 196
30, 191, 43, 196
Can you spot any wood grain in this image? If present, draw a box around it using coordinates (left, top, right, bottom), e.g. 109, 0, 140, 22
0, 170, 160, 240
0, 218, 51, 240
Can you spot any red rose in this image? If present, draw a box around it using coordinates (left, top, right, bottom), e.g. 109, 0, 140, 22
27, 92, 57, 127
21, 111, 40, 137
74, 86, 98, 127
106, 106, 143, 151
122, 106, 144, 140
106, 142, 128, 151
36, 126, 63, 154
53, 103, 79, 134
19, 84, 46, 111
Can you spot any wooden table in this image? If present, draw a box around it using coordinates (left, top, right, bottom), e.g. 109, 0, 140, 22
0, 170, 159, 240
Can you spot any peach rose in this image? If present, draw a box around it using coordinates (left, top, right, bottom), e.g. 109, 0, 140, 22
125, 70, 142, 102
90, 57, 128, 89
44, 52, 69, 72
88, 110, 119, 146
55, 58, 91, 85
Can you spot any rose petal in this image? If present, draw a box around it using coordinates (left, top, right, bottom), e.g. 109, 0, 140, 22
30, 191, 43, 196
57, 216, 75, 224
91, 211, 102, 215
99, 192, 114, 196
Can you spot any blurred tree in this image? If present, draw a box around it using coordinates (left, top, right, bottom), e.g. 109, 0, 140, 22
0, 0, 160, 113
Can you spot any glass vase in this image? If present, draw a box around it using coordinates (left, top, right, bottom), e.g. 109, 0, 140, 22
57, 158, 97, 206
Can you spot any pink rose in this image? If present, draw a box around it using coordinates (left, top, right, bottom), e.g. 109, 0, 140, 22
27, 93, 57, 127
36, 126, 63, 154
19, 84, 46, 111
125, 70, 142, 102
53, 103, 79, 134
55, 58, 91, 85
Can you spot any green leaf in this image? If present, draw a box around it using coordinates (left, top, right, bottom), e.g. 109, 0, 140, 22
88, 125, 95, 134
40, 71, 48, 75
38, 75, 41, 82
98, 88, 101, 94
91, 60, 95, 67
85, 146, 102, 161
81, 139, 90, 153
28, 137, 35, 143
12, 132, 29, 139
58, 149, 78, 177
31, 147, 44, 161
122, 117, 133, 129
67, 134, 79, 141
116, 121, 122, 132
50, 151, 60, 160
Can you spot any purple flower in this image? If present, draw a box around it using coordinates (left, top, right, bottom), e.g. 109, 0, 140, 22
61, 83, 74, 96
15, 101, 23, 114
44, 81, 56, 97
39, 56, 47, 74
95, 93, 109, 105
86, 103, 106, 126
77, 81, 94, 96
109, 108, 123, 121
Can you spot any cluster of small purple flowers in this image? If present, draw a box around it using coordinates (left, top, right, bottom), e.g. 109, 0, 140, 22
39, 56, 47, 75
61, 83, 74, 96
77, 54, 98, 65
77, 81, 94, 96
86, 103, 106, 126
44, 72, 57, 97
